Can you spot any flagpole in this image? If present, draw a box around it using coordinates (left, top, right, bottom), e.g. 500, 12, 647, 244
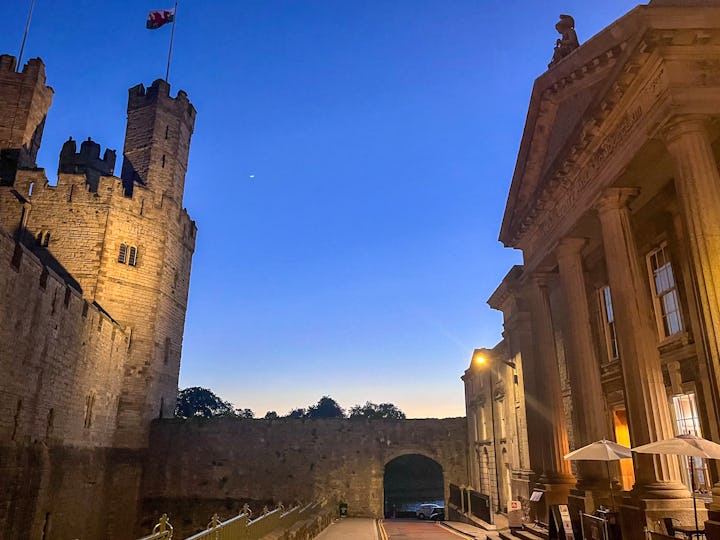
165, 1, 178, 82
17, 0, 36, 72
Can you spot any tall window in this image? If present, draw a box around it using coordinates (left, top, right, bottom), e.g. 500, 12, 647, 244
118, 244, 139, 267
647, 244, 683, 338
599, 286, 619, 361
673, 393, 711, 492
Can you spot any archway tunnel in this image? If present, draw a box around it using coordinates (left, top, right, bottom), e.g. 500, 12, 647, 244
383, 454, 444, 518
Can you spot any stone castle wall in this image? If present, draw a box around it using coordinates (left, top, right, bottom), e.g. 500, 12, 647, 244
0, 225, 129, 447
140, 417, 468, 537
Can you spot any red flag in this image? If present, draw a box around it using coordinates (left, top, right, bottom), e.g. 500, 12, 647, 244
146, 8, 175, 30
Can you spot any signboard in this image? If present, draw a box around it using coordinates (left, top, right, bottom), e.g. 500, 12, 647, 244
508, 500, 523, 528
530, 490, 544, 502
549, 504, 575, 540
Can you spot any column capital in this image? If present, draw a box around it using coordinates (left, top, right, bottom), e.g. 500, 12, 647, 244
527, 271, 557, 288
556, 237, 587, 260
663, 114, 711, 146
594, 187, 640, 215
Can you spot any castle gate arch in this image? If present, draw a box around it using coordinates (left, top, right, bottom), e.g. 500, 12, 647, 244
383, 453, 444, 518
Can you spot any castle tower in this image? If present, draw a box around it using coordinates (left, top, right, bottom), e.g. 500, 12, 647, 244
98, 80, 197, 447
120, 79, 195, 203
13, 77, 197, 448
0, 55, 54, 185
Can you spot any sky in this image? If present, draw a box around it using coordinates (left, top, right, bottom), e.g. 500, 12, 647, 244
2, 0, 641, 419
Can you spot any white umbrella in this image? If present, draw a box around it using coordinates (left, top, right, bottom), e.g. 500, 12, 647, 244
633, 434, 720, 535
565, 439, 632, 461
564, 439, 632, 511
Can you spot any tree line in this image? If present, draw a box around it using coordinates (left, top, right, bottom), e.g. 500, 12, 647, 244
175, 387, 406, 420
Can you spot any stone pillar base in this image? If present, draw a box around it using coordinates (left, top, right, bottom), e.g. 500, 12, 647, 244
619, 496, 705, 540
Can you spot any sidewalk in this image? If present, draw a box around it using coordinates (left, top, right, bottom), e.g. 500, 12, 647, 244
314, 517, 379, 540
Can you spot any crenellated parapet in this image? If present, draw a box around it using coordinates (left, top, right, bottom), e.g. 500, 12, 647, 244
58, 136, 116, 192
0, 55, 54, 184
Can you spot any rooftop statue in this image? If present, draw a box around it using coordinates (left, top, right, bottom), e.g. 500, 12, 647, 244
549, 14, 579, 68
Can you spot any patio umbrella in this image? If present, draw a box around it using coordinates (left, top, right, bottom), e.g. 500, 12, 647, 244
564, 439, 632, 511
632, 434, 720, 536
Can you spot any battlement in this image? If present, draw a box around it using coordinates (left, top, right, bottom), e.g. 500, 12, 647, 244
0, 54, 49, 85
58, 137, 116, 192
12, 169, 198, 245
0, 54, 54, 182
127, 79, 196, 122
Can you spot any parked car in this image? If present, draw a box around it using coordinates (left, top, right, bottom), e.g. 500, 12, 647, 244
416, 503, 442, 519
430, 507, 445, 521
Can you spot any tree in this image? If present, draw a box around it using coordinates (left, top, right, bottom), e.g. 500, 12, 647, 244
175, 387, 254, 419
236, 408, 255, 419
286, 408, 306, 419
264, 411, 279, 419
306, 396, 345, 419
349, 401, 406, 420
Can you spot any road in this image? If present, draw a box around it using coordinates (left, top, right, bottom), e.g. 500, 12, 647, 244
381, 519, 473, 539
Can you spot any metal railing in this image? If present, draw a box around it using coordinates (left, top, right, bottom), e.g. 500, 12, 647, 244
138, 514, 173, 540
139, 500, 334, 540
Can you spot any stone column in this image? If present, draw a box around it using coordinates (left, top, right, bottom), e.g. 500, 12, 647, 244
556, 238, 611, 508
525, 275, 576, 503
594, 188, 686, 499
664, 115, 720, 529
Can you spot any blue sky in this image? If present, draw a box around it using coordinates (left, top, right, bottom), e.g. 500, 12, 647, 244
2, 0, 640, 418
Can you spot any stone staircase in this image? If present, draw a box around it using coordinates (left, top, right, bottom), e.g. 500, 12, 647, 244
499, 523, 549, 540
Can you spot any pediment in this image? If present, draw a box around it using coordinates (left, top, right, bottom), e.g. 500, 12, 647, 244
500, 6, 649, 246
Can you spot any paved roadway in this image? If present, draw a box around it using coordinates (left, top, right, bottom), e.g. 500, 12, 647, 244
314, 517, 486, 540
381, 519, 476, 539
314, 517, 379, 540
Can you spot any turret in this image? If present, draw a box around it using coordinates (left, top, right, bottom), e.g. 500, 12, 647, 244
120, 79, 196, 202
0, 55, 54, 185
58, 136, 116, 192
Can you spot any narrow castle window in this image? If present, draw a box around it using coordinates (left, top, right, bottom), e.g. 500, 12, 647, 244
165, 125, 169, 139
128, 246, 138, 266
42, 232, 50, 247
164, 337, 171, 365
159, 397, 165, 419
28, 182, 34, 196
36, 231, 43, 245
118, 243, 128, 263
161, 155, 166, 168
45, 408, 54, 439
84, 393, 95, 429
11, 399, 22, 441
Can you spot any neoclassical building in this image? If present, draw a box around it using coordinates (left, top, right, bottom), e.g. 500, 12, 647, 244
465, 1, 720, 538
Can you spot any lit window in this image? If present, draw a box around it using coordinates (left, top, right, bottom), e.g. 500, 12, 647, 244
118, 244, 128, 263
673, 393, 711, 492
128, 246, 138, 267
647, 244, 683, 338
599, 286, 619, 361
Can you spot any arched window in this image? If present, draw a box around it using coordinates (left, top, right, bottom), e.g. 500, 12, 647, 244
118, 243, 128, 263
128, 246, 138, 266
